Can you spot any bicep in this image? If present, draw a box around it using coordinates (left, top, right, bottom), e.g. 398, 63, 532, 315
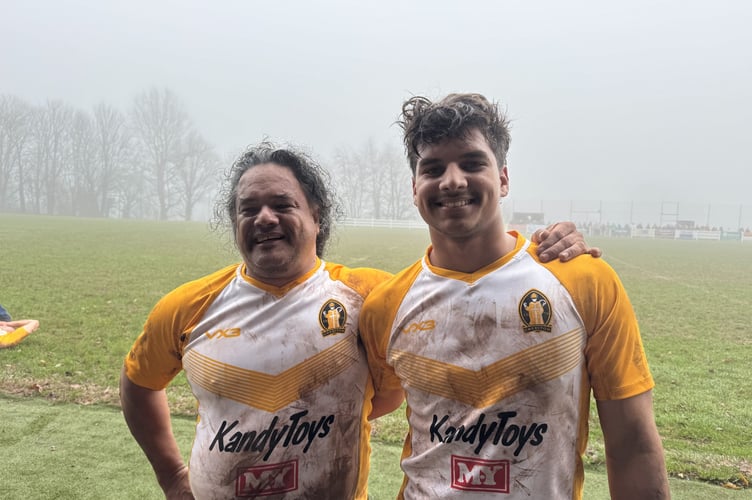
120, 367, 167, 412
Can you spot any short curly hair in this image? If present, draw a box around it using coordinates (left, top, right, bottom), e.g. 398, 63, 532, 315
213, 141, 337, 257
399, 93, 511, 174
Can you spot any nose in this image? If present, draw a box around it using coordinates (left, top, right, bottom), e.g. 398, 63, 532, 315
254, 205, 278, 226
439, 163, 467, 191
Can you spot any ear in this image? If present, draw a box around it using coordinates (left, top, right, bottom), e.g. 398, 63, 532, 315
412, 176, 418, 206
499, 165, 510, 198
311, 206, 321, 233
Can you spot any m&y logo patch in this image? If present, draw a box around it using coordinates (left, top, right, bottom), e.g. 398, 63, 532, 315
235, 459, 298, 497
451, 455, 510, 493
518, 289, 552, 333
319, 299, 347, 337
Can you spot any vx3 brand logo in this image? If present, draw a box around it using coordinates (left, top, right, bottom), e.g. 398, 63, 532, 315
451, 455, 510, 493
401, 320, 436, 334
205, 328, 241, 339
235, 459, 298, 497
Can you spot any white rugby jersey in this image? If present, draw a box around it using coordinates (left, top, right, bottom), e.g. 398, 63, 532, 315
125, 259, 391, 499
361, 233, 654, 500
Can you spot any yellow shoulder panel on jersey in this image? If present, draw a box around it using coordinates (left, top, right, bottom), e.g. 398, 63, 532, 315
125, 264, 239, 390
360, 259, 424, 393
324, 262, 393, 299
529, 247, 654, 401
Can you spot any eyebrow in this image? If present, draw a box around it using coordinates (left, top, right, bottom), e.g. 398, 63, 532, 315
237, 193, 295, 204
418, 149, 491, 167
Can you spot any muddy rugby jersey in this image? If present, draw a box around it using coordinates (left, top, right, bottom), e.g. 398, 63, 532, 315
361, 233, 654, 499
125, 259, 391, 499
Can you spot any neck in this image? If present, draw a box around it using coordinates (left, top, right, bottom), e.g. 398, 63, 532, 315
428, 225, 516, 273
243, 257, 320, 290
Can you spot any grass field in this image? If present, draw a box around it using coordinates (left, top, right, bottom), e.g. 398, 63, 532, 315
1, 213, 750, 498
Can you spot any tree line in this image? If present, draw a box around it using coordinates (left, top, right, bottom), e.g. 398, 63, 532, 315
0, 88, 219, 220
0, 88, 416, 221
329, 138, 415, 221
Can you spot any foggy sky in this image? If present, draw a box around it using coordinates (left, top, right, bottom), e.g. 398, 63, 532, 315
3, 0, 750, 207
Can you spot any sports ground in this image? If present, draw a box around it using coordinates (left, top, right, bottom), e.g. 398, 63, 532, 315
0, 214, 750, 498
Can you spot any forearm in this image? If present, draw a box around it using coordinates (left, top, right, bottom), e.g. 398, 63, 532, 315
598, 392, 670, 499
119, 367, 187, 492
606, 447, 670, 499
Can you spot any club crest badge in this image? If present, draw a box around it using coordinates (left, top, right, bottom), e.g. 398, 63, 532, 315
319, 299, 347, 337
519, 289, 552, 333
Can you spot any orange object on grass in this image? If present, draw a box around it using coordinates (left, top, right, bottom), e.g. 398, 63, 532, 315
0, 319, 40, 348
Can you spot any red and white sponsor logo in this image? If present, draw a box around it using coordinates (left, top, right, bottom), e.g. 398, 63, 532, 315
451, 455, 510, 493
235, 459, 298, 497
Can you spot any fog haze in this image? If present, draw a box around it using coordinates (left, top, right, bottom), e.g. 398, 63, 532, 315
3, 0, 750, 209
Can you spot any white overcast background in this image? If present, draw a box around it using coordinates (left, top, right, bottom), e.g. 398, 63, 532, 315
3, 0, 750, 213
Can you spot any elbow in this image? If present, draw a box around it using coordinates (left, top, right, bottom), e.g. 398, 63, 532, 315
368, 389, 405, 420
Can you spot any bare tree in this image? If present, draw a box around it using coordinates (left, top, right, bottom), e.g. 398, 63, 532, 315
174, 130, 219, 221
379, 143, 414, 220
0, 95, 33, 211
330, 146, 366, 218
67, 109, 97, 216
93, 103, 132, 217
130, 88, 191, 220
30, 100, 74, 215
113, 142, 150, 219
360, 138, 387, 219
329, 139, 413, 220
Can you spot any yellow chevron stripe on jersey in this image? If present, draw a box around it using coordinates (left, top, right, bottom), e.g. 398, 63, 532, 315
183, 335, 360, 412
388, 327, 585, 408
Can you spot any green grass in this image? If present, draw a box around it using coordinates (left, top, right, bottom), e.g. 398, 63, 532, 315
2, 396, 748, 499
1, 214, 751, 498
591, 237, 752, 485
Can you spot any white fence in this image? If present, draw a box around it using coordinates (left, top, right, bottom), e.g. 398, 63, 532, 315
341, 218, 752, 242
504, 200, 752, 233
513, 224, 752, 242
340, 218, 426, 229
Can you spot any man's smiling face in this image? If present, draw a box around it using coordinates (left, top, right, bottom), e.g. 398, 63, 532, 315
235, 163, 319, 286
413, 128, 509, 243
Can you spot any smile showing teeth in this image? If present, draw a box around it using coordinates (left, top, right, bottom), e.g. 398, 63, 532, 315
255, 234, 283, 243
441, 199, 471, 208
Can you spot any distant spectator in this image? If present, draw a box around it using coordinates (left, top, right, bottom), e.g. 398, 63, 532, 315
0, 304, 10, 322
